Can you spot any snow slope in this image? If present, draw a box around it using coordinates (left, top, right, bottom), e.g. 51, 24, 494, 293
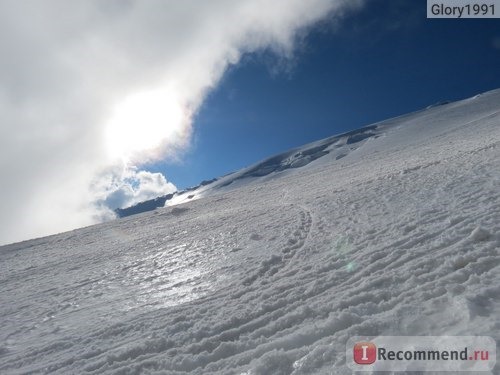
1, 89, 500, 374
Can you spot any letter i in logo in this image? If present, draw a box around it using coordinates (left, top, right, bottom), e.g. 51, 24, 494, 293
353, 342, 377, 364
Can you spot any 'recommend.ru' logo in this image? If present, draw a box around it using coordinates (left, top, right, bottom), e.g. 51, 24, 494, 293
353, 342, 377, 364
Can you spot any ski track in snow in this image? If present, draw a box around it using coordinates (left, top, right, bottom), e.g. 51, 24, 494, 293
1, 90, 500, 374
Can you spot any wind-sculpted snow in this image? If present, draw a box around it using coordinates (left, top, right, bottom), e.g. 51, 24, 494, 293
173, 125, 381, 200
234, 125, 380, 180
1, 89, 500, 374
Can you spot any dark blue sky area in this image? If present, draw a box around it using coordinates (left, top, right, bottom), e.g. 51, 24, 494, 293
152, 0, 500, 189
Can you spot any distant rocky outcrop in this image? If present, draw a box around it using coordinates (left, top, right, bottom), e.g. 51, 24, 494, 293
114, 193, 174, 218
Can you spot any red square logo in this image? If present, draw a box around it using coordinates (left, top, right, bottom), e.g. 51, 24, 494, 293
353, 342, 377, 364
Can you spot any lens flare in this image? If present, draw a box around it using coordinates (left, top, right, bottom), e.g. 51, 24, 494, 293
346, 261, 357, 272
105, 89, 187, 162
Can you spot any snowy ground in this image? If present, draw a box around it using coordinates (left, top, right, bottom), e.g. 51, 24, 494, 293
1, 89, 500, 374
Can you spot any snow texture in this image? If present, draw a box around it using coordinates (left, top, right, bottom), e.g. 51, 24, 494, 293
1, 89, 500, 374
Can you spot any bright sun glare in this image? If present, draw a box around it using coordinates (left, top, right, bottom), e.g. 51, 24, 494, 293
106, 89, 186, 161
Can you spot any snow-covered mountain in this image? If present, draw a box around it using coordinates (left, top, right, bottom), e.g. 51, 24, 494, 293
1, 89, 499, 374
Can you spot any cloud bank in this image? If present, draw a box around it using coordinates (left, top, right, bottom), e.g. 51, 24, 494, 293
0, 0, 364, 245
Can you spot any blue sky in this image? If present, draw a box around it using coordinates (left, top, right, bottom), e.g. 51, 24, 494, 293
151, 0, 500, 189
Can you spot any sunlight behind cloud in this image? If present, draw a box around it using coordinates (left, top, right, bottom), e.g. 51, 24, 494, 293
106, 88, 189, 162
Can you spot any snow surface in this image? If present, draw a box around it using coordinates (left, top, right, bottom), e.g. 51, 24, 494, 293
1, 89, 500, 374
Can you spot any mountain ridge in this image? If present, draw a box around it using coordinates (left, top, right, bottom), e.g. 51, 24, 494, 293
117, 90, 494, 216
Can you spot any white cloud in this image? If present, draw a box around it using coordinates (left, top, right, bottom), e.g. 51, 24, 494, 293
94, 167, 176, 211
0, 0, 364, 245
